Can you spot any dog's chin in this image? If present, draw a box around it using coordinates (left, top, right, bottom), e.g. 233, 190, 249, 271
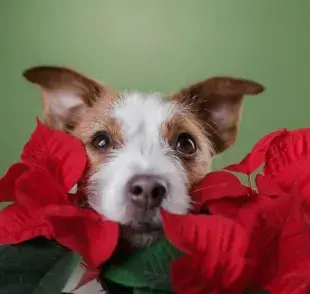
127, 220, 162, 233
120, 225, 164, 250
118, 206, 164, 249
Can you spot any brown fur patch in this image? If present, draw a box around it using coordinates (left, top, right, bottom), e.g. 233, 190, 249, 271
162, 113, 212, 188
170, 76, 264, 153
70, 97, 124, 175
23, 66, 104, 106
23, 66, 118, 130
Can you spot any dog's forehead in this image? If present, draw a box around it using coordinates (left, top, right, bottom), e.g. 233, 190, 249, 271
111, 92, 178, 139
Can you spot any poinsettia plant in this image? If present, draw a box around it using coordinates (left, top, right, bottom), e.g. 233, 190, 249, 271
1, 120, 310, 294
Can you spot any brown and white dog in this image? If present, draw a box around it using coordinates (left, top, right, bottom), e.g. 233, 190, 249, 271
23, 66, 264, 251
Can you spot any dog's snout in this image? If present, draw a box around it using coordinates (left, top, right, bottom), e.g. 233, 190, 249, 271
127, 175, 167, 209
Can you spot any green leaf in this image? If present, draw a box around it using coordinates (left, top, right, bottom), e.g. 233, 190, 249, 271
104, 279, 134, 294
0, 202, 11, 211
103, 238, 182, 292
0, 237, 81, 294
33, 250, 80, 294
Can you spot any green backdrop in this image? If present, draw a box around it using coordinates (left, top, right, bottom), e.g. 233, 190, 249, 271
1, 0, 309, 175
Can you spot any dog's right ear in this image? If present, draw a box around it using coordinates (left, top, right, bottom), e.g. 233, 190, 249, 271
171, 76, 264, 154
23, 66, 115, 130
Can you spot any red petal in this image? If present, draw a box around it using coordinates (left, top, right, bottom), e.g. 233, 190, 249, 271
266, 269, 310, 294
21, 119, 87, 191
15, 169, 68, 209
171, 254, 212, 294
207, 196, 255, 219
225, 129, 287, 175
255, 174, 285, 197
263, 128, 310, 192
298, 173, 310, 207
276, 192, 310, 272
258, 187, 310, 291
224, 153, 256, 175
161, 209, 248, 254
46, 206, 119, 269
238, 200, 281, 287
191, 171, 250, 209
163, 197, 281, 293
0, 163, 28, 202
171, 252, 251, 294
205, 188, 283, 288
0, 204, 53, 243
0, 203, 118, 268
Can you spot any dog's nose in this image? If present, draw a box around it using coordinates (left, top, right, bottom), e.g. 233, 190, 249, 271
127, 175, 167, 209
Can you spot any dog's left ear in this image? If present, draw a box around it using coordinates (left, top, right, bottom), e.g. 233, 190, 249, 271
171, 76, 264, 154
23, 66, 117, 130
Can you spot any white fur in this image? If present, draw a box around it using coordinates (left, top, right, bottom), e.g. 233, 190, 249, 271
88, 92, 191, 225
43, 90, 83, 117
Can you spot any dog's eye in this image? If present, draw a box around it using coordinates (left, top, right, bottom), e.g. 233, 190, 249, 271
91, 131, 110, 149
176, 133, 196, 156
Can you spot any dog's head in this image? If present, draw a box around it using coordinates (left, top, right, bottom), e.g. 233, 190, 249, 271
23, 66, 264, 246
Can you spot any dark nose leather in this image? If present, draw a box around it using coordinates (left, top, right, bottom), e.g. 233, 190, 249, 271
127, 175, 168, 209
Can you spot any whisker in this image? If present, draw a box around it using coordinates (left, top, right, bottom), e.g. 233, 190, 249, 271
189, 199, 199, 205
191, 183, 228, 193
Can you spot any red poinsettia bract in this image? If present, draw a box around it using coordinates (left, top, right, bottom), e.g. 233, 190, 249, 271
162, 127, 310, 294
2, 121, 310, 293
161, 207, 252, 294
0, 119, 119, 269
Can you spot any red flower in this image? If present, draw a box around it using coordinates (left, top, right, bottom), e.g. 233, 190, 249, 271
225, 129, 310, 292
0, 119, 119, 269
0, 163, 28, 202
190, 171, 261, 231
260, 184, 310, 293
260, 129, 310, 293
225, 127, 310, 199
161, 208, 252, 294
263, 129, 310, 196
225, 129, 288, 175
190, 170, 252, 213
162, 172, 279, 293
165, 127, 310, 294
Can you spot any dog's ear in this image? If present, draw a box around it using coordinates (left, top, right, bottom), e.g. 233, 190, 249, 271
23, 66, 116, 130
171, 76, 264, 154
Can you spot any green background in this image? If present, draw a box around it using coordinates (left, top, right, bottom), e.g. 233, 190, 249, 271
1, 0, 309, 175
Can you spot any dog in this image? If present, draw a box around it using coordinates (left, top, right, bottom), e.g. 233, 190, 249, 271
23, 66, 264, 251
